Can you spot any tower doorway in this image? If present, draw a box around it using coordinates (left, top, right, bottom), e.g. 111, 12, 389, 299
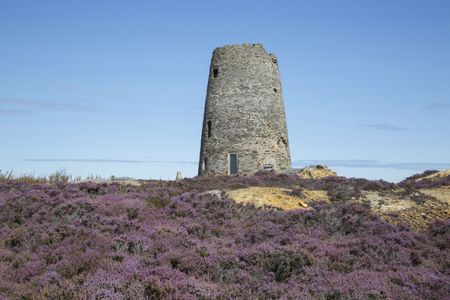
229, 153, 238, 175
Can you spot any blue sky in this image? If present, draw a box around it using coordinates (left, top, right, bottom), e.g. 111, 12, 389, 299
1, 0, 449, 182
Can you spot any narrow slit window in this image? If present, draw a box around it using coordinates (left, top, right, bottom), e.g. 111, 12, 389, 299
203, 157, 208, 171
274, 88, 278, 93
207, 120, 212, 137
213, 68, 219, 78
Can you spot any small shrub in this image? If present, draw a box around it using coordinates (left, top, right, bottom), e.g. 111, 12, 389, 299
328, 185, 362, 202
287, 188, 305, 198
146, 198, 170, 209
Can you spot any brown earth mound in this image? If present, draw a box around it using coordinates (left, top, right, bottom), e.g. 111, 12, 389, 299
226, 185, 449, 231
297, 165, 337, 179
226, 186, 328, 210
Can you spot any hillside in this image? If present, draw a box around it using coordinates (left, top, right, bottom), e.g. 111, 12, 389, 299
0, 172, 449, 299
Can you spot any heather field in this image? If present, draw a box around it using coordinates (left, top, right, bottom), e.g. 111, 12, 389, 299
0, 173, 449, 299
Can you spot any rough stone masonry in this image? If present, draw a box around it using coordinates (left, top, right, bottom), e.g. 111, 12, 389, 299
198, 44, 291, 176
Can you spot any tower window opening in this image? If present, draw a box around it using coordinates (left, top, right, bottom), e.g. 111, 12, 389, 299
207, 120, 212, 137
274, 88, 278, 93
263, 164, 274, 171
213, 68, 219, 78
203, 157, 208, 171
278, 137, 287, 146
229, 153, 238, 175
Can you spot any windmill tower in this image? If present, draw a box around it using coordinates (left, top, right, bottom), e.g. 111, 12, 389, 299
198, 44, 291, 176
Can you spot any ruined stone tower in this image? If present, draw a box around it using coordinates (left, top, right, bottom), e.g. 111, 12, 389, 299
198, 44, 291, 176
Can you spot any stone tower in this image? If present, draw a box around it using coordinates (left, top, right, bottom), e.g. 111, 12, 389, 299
198, 44, 291, 176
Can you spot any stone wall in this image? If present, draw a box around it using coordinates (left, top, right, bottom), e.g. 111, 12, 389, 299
198, 44, 291, 176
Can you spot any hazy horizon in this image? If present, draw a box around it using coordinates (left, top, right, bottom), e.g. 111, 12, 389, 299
4, 158, 450, 183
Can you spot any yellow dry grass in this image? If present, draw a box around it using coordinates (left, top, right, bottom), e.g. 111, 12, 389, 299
226, 185, 449, 231
360, 187, 450, 231
417, 169, 450, 182
297, 166, 337, 179
226, 186, 329, 210
420, 186, 450, 205
361, 190, 417, 213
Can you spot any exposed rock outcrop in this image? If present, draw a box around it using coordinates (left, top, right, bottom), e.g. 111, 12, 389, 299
297, 165, 337, 179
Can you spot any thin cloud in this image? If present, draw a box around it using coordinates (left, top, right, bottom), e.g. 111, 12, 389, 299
159, 160, 198, 165
24, 158, 198, 164
421, 102, 449, 113
362, 123, 410, 131
383, 162, 450, 170
297, 160, 379, 168
25, 158, 143, 163
66, 87, 131, 98
0, 97, 103, 113
0, 108, 34, 116
293, 160, 450, 171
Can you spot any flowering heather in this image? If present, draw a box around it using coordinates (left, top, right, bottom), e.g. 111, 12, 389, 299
0, 174, 449, 299
399, 170, 450, 189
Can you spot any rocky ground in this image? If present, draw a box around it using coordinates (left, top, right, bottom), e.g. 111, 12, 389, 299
226, 168, 450, 230
226, 185, 450, 231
